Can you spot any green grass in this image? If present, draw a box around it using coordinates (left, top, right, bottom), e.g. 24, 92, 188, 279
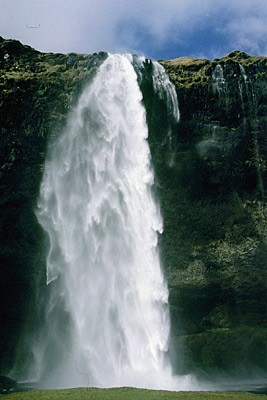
1, 387, 266, 400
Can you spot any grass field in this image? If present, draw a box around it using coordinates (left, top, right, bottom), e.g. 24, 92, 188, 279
0, 387, 266, 400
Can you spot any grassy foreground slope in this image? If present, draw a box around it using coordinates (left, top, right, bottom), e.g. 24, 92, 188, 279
1, 388, 266, 400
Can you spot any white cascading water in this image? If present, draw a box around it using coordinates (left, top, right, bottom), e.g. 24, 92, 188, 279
27, 54, 194, 390
152, 61, 180, 123
212, 64, 228, 98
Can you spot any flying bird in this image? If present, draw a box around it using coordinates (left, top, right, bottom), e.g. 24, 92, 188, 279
26, 24, 41, 29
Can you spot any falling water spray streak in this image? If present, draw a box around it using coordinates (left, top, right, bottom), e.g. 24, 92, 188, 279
212, 64, 229, 112
151, 61, 179, 163
27, 54, 194, 390
152, 61, 180, 123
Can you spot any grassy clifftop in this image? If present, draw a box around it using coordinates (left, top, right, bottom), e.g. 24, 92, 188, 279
160, 51, 266, 89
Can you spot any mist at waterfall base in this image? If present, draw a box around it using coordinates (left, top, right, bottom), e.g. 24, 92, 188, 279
12, 54, 197, 391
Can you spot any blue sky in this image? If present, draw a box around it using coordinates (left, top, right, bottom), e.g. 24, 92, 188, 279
1, 0, 267, 60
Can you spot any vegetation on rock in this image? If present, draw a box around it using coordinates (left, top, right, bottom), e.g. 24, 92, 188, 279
157, 51, 267, 373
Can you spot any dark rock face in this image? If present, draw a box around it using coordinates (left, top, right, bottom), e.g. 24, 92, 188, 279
0, 38, 266, 375
158, 52, 267, 373
0, 375, 17, 394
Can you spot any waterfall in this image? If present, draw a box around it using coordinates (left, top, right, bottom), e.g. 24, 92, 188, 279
152, 61, 180, 123
151, 60, 179, 166
21, 54, 193, 390
238, 63, 257, 111
212, 64, 228, 111
238, 64, 264, 199
212, 64, 226, 96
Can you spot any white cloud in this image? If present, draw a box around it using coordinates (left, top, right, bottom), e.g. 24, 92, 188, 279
217, 2, 267, 56
1, 0, 267, 57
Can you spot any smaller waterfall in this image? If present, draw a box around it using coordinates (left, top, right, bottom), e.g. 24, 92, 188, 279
238, 64, 264, 199
150, 61, 179, 167
211, 64, 227, 99
152, 62, 180, 123
238, 64, 257, 111
212, 64, 226, 95
212, 64, 228, 111
239, 64, 248, 84
238, 64, 248, 114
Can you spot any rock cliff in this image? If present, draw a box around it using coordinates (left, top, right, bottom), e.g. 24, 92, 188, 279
0, 37, 266, 376
158, 52, 267, 374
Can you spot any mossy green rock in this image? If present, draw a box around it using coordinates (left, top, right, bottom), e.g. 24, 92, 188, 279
0, 38, 266, 375
157, 51, 267, 373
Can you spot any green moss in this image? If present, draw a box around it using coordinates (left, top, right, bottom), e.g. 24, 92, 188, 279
174, 327, 267, 372
160, 51, 267, 91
